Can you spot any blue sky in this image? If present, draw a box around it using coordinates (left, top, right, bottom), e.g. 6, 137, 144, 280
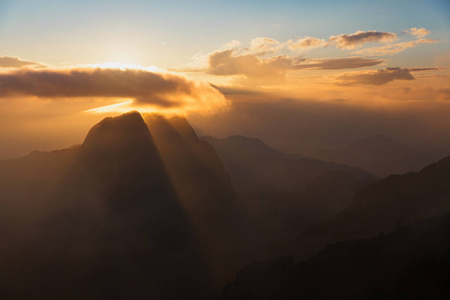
0, 0, 448, 66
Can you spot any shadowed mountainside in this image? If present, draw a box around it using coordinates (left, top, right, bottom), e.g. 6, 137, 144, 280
221, 210, 450, 300
0, 112, 251, 299
202, 135, 376, 255
297, 156, 450, 260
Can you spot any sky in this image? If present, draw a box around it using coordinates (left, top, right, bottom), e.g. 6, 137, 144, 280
0, 0, 449, 158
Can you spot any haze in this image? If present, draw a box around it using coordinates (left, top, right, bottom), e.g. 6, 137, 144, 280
1, 1, 450, 299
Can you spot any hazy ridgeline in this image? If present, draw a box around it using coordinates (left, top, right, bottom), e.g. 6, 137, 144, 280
0, 111, 449, 299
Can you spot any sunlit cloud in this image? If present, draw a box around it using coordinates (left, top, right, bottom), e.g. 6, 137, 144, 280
244, 37, 283, 55
352, 38, 440, 56
0, 56, 42, 68
207, 48, 385, 85
328, 30, 397, 49
286, 37, 326, 51
335, 67, 415, 85
0, 67, 228, 113
403, 27, 431, 39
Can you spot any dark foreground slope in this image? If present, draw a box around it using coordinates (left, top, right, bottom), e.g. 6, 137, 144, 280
0, 112, 250, 299
222, 210, 450, 300
298, 156, 450, 259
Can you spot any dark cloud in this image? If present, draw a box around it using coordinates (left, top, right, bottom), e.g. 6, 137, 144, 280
0, 56, 41, 68
408, 67, 443, 72
296, 57, 385, 70
0, 67, 224, 108
336, 68, 415, 85
328, 31, 397, 49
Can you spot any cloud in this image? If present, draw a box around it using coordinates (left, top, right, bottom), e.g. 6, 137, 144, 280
403, 27, 431, 39
0, 56, 41, 68
207, 49, 305, 84
218, 39, 242, 51
295, 57, 385, 70
207, 49, 384, 85
286, 37, 326, 50
408, 67, 443, 72
352, 38, 439, 56
0, 67, 227, 111
328, 31, 397, 49
335, 68, 415, 85
208, 50, 305, 76
245, 37, 283, 55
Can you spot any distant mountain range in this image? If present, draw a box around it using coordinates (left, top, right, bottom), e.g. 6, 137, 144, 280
220, 147, 450, 299
202, 135, 376, 254
1, 112, 448, 299
310, 134, 435, 177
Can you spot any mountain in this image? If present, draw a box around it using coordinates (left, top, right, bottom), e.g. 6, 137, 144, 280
311, 134, 434, 177
201, 135, 376, 255
297, 156, 450, 260
0, 111, 253, 299
202, 135, 374, 193
144, 115, 255, 288
221, 210, 450, 300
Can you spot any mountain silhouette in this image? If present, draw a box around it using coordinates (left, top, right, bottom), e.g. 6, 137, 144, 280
311, 134, 434, 177
203, 135, 374, 193
221, 210, 450, 300
144, 114, 255, 288
0, 112, 216, 299
202, 135, 376, 256
298, 155, 450, 260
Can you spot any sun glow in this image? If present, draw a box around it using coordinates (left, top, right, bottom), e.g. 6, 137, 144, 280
85, 62, 163, 72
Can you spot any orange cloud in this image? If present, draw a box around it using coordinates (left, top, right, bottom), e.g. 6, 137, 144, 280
207, 49, 384, 85
245, 37, 282, 55
0, 56, 41, 68
328, 31, 397, 49
352, 38, 439, 56
335, 68, 415, 85
403, 27, 431, 39
286, 37, 326, 50
0, 67, 227, 112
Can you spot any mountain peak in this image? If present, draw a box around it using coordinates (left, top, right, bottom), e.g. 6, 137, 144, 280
81, 111, 150, 154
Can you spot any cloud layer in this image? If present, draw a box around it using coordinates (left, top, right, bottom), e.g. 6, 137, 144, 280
353, 38, 439, 56
328, 31, 397, 49
0, 67, 227, 111
207, 49, 384, 85
336, 67, 416, 85
0, 56, 41, 68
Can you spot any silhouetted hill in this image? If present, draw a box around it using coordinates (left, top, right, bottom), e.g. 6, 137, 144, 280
144, 115, 255, 288
202, 135, 374, 192
222, 210, 450, 300
201, 135, 376, 256
0, 112, 221, 299
311, 134, 434, 177
298, 156, 450, 260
